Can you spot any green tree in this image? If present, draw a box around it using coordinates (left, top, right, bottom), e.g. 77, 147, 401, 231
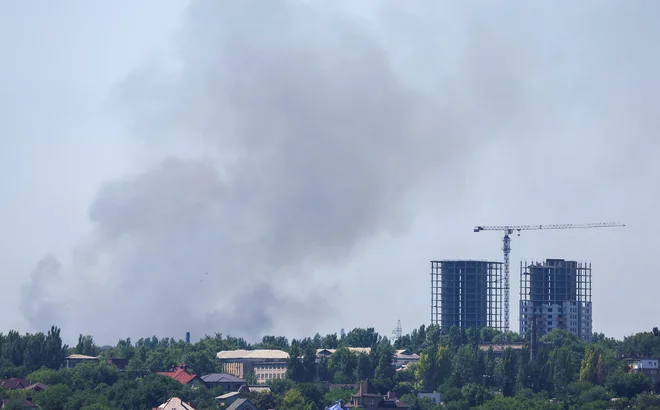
415, 345, 451, 391
550, 347, 575, 397
74, 335, 100, 357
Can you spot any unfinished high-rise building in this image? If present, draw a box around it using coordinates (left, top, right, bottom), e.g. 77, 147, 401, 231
430, 260, 504, 332
519, 259, 592, 341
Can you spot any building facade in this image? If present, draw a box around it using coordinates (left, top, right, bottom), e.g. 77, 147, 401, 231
630, 359, 659, 385
519, 259, 592, 341
431, 260, 504, 332
216, 350, 289, 383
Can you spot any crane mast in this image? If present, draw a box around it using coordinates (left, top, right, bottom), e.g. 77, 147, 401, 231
474, 222, 624, 330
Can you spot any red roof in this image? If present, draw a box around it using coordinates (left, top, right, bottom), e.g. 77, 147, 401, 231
156, 366, 198, 385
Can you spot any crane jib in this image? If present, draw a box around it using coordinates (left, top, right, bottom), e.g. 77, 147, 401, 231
471, 222, 624, 331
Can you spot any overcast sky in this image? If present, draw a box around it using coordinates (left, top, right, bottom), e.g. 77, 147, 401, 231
2, 0, 658, 346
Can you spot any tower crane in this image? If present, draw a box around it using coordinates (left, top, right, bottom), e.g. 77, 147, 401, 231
473, 222, 625, 330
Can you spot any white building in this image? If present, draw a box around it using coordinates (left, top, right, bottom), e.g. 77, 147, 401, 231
217, 350, 289, 383
519, 300, 592, 340
519, 259, 593, 341
631, 359, 659, 384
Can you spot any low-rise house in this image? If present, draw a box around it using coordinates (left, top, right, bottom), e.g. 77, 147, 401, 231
247, 385, 271, 393
317, 348, 416, 370
107, 358, 129, 370
393, 350, 419, 369
345, 380, 409, 408
216, 386, 258, 410
225, 398, 258, 410
316, 348, 372, 362
630, 358, 660, 384
416, 392, 441, 405
201, 373, 246, 392
63, 354, 99, 368
157, 366, 205, 387
1, 398, 39, 408
478, 343, 525, 358
24, 383, 48, 392
0, 378, 31, 390
152, 397, 195, 410
217, 350, 289, 383
326, 400, 349, 410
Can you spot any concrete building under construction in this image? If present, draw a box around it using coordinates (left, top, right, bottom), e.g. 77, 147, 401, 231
519, 259, 592, 341
431, 260, 504, 332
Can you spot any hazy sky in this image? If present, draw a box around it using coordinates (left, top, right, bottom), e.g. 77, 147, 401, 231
2, 0, 658, 346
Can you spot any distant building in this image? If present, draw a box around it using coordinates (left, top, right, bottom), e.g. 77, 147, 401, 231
316, 348, 415, 369
630, 359, 660, 385
0, 378, 31, 390
519, 259, 593, 341
216, 386, 258, 410
156, 366, 205, 387
24, 383, 48, 392
1, 398, 38, 409
417, 392, 441, 405
431, 260, 504, 332
316, 348, 371, 362
216, 350, 289, 383
107, 358, 129, 370
393, 350, 419, 369
478, 343, 526, 358
200, 373, 246, 391
346, 380, 409, 409
63, 354, 99, 368
152, 397, 195, 410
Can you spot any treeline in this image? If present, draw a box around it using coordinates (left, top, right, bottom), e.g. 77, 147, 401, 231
2, 325, 660, 409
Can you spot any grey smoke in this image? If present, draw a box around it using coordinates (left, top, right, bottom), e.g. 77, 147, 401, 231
20, 0, 660, 342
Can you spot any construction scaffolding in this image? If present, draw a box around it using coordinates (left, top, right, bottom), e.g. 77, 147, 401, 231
431, 260, 504, 332
519, 259, 592, 341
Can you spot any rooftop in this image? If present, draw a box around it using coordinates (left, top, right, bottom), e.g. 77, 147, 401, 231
65, 354, 99, 360
217, 349, 289, 360
200, 373, 245, 383
156, 367, 198, 385
153, 397, 195, 410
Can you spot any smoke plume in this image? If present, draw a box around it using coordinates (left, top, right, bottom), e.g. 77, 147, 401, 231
21, 0, 658, 342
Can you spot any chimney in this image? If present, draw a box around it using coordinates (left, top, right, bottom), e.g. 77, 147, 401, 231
186, 332, 191, 344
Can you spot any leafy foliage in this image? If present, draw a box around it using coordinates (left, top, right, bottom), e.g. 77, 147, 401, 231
1, 325, 660, 409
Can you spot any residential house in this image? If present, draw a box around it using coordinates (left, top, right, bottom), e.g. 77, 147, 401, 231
24, 383, 48, 392
201, 373, 246, 392
217, 350, 289, 383
317, 348, 417, 370
152, 397, 195, 410
393, 350, 419, 369
346, 380, 409, 408
630, 359, 660, 385
63, 354, 99, 368
225, 398, 258, 410
0, 378, 31, 390
1, 398, 39, 408
246, 385, 271, 393
326, 400, 349, 410
416, 392, 441, 405
107, 358, 129, 370
478, 343, 525, 358
316, 348, 372, 362
157, 366, 205, 387
216, 386, 258, 410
